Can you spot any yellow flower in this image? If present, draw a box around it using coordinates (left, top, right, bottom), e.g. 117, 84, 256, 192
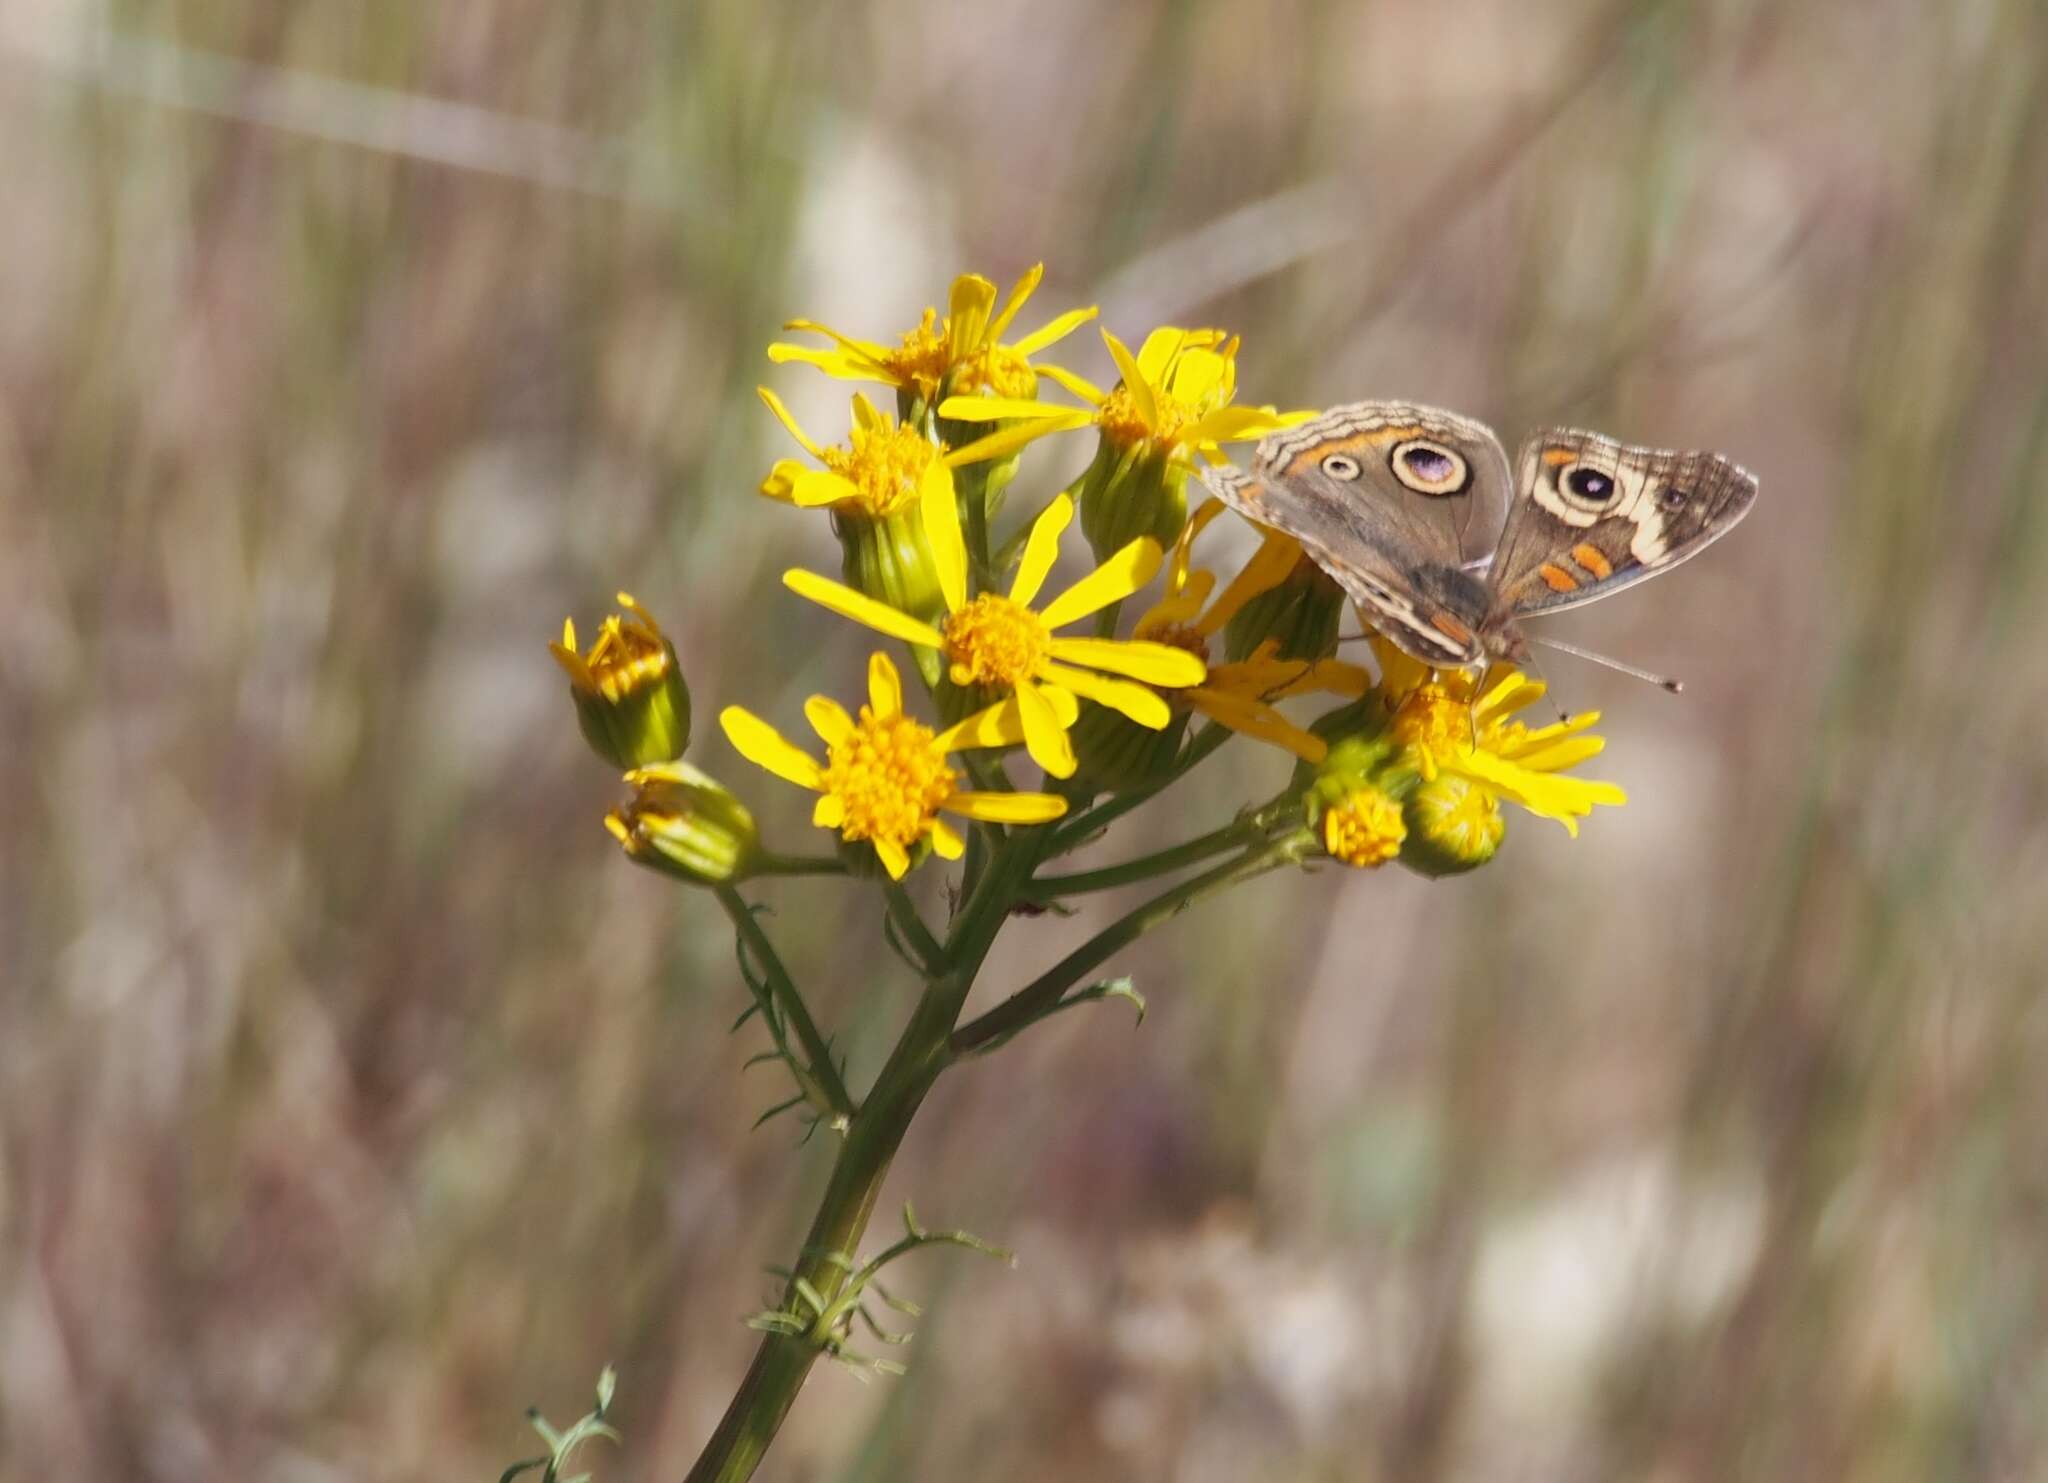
1128, 501, 1369, 762
768, 265, 1097, 409
759, 388, 974, 519
933, 326, 1307, 468
549, 592, 692, 769
717, 652, 1067, 880
779, 471, 1207, 780
1368, 636, 1626, 836
1322, 785, 1408, 869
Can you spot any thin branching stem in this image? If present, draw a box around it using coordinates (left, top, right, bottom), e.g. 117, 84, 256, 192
715, 886, 855, 1120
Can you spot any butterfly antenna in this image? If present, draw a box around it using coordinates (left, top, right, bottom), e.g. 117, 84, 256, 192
1530, 636, 1684, 695
1514, 650, 1573, 726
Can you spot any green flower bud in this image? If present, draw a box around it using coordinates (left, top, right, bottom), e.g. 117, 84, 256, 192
837, 501, 946, 626
550, 594, 691, 770
1399, 774, 1505, 877
1222, 552, 1346, 662
606, 762, 761, 886
1077, 436, 1185, 561
1070, 701, 1189, 793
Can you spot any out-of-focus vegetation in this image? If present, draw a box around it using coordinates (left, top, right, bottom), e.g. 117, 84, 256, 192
5, 1, 2047, 1479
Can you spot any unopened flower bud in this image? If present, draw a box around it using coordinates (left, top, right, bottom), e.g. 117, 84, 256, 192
1400, 774, 1505, 876
1223, 550, 1345, 663
1077, 438, 1185, 561
605, 762, 761, 886
551, 594, 691, 770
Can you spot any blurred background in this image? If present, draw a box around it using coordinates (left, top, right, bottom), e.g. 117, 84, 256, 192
5, 0, 2046, 1479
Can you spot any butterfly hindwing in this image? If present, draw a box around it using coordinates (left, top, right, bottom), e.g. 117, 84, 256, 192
1491, 429, 1759, 618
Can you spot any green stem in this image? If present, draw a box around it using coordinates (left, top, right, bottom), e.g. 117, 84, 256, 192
952, 828, 1312, 1055
754, 851, 848, 878
683, 819, 1270, 1481
882, 879, 944, 974
1024, 818, 1258, 898
716, 886, 855, 1121
683, 835, 1043, 1483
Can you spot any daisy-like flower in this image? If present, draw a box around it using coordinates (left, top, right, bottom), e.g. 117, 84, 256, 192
757, 389, 978, 621
1127, 501, 1369, 763
549, 592, 691, 769
717, 652, 1067, 880
935, 326, 1297, 467
937, 326, 1313, 558
780, 473, 1207, 779
768, 265, 1097, 412
1368, 635, 1626, 836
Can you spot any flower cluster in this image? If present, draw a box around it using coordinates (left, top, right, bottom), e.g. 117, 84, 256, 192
555, 263, 1626, 883
547, 262, 1655, 1483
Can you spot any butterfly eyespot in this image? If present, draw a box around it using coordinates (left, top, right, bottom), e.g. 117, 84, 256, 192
1320, 453, 1363, 480
1562, 465, 1618, 506
1389, 438, 1469, 496
1659, 485, 1690, 509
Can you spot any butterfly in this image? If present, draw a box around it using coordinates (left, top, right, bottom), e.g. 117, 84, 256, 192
1198, 401, 1757, 673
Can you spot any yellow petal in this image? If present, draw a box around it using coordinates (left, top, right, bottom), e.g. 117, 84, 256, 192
720, 707, 823, 790
1016, 679, 1078, 778
1134, 326, 1189, 386
1037, 538, 1165, 631
920, 457, 968, 614
1102, 328, 1157, 427
1184, 688, 1327, 762
1046, 635, 1206, 687
1038, 662, 1171, 729
1010, 494, 1075, 607
765, 344, 892, 383
789, 468, 862, 509
1165, 347, 1230, 406
935, 395, 1073, 423
1011, 304, 1097, 356
934, 698, 1026, 752
759, 457, 809, 504
929, 818, 967, 859
985, 263, 1043, 344
784, 569, 945, 648
1033, 362, 1108, 405
1181, 404, 1285, 445
778, 319, 893, 363
813, 793, 847, 828
850, 392, 885, 434
868, 651, 904, 718
804, 695, 854, 747
874, 837, 912, 879
948, 273, 998, 353
945, 790, 1069, 824
757, 386, 826, 458
1198, 528, 1303, 635
1510, 734, 1608, 773
942, 414, 1088, 467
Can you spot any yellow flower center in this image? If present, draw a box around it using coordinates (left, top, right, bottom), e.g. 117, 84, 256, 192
820, 707, 957, 848
882, 308, 954, 400
962, 344, 1040, 399
1323, 788, 1407, 868
823, 418, 940, 517
942, 593, 1051, 688
1098, 384, 1192, 449
1409, 776, 1504, 861
1390, 683, 1476, 772
583, 616, 671, 702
